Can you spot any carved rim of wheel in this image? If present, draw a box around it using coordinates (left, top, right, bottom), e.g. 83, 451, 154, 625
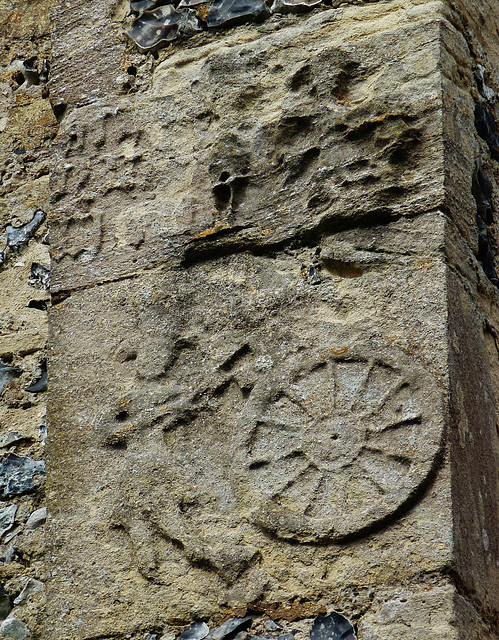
231, 345, 444, 542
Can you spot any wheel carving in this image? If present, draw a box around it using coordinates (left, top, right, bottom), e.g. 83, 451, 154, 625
231, 346, 443, 542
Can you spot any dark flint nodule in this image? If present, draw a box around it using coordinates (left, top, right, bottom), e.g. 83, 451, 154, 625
207, 617, 252, 640
0, 364, 22, 395
27, 299, 49, 311
4, 210, 45, 252
180, 622, 210, 640
310, 612, 356, 640
206, 0, 269, 28
39, 59, 50, 83
130, 0, 162, 12
128, 4, 201, 49
477, 217, 499, 284
264, 621, 282, 632
25, 361, 47, 394
472, 161, 494, 225
271, 0, 322, 12
0, 585, 11, 620
308, 264, 321, 285
0, 453, 46, 499
28, 262, 51, 290
475, 104, 499, 160
178, 0, 208, 6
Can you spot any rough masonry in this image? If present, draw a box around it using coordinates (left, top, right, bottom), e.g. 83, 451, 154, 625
0, 0, 498, 638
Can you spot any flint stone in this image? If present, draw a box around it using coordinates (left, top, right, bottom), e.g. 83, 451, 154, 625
310, 613, 356, 640
0, 616, 30, 640
206, 0, 268, 28
128, 5, 201, 49
474, 104, 499, 160
207, 618, 252, 640
13, 579, 44, 606
26, 507, 47, 530
264, 622, 282, 632
178, 0, 208, 6
0, 504, 17, 541
4, 211, 45, 253
180, 622, 210, 640
0, 433, 24, 448
1, 546, 15, 564
25, 361, 47, 394
28, 262, 51, 290
475, 64, 495, 102
3, 527, 22, 545
0, 454, 46, 499
271, 0, 321, 12
0, 365, 22, 395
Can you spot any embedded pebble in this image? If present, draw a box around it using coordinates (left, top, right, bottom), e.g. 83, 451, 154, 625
180, 622, 210, 640
28, 262, 50, 289
475, 64, 495, 102
26, 507, 47, 530
0, 454, 46, 499
0, 365, 21, 395
0, 432, 23, 448
475, 104, 499, 160
0, 504, 17, 541
13, 578, 43, 605
129, 5, 201, 49
0, 585, 11, 620
4, 211, 45, 252
310, 612, 356, 640
271, 0, 321, 11
0, 616, 30, 640
207, 617, 252, 640
25, 361, 47, 393
206, 0, 268, 28
264, 621, 282, 632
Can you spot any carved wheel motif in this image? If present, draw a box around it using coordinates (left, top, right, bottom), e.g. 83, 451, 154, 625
232, 346, 443, 542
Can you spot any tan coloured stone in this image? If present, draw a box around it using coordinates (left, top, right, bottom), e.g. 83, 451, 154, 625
45, 0, 499, 639
0, 0, 53, 637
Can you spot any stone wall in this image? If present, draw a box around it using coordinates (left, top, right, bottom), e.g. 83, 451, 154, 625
0, 0, 57, 637
0, 0, 498, 638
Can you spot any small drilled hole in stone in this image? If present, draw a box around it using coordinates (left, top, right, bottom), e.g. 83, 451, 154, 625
115, 411, 129, 422
127, 66, 138, 76
219, 171, 230, 182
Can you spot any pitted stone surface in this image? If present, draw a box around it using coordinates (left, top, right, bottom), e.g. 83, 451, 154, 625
46, 0, 499, 638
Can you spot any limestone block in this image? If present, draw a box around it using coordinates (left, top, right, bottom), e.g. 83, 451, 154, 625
46, 0, 499, 638
47, 211, 452, 636
50, 2, 445, 292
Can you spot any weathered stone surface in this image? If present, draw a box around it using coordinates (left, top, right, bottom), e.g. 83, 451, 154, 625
47, 214, 451, 635
49, 1, 444, 292
0, 1, 52, 632
45, 0, 499, 639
